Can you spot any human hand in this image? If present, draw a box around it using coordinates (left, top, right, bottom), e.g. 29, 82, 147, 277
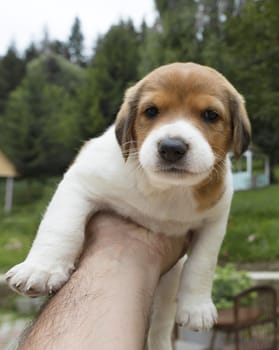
86, 212, 190, 275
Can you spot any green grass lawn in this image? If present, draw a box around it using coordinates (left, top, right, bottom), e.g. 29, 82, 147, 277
221, 183, 279, 263
0, 178, 58, 272
0, 176, 279, 272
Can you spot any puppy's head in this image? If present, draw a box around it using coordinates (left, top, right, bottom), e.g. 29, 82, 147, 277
115, 63, 251, 186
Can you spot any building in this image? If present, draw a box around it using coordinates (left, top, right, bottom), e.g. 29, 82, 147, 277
0, 150, 18, 213
231, 150, 270, 191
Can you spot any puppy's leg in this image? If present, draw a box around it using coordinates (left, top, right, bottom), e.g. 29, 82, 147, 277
147, 258, 185, 350
6, 172, 95, 296
176, 214, 229, 331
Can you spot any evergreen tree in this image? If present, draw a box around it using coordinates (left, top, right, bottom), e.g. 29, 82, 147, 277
40, 27, 51, 53
0, 44, 25, 113
49, 40, 70, 60
1, 53, 85, 176
197, 0, 235, 71
157, 0, 200, 62
138, 21, 165, 76
24, 42, 40, 63
79, 20, 140, 138
68, 17, 85, 66
139, 0, 202, 75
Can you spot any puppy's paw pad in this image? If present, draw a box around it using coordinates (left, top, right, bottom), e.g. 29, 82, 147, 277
176, 300, 217, 331
5, 261, 74, 296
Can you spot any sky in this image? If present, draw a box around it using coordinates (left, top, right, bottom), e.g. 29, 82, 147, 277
0, 0, 157, 56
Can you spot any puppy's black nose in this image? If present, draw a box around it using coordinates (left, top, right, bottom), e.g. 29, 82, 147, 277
158, 138, 188, 163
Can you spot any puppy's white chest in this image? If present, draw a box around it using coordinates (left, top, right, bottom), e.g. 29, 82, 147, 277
99, 186, 203, 236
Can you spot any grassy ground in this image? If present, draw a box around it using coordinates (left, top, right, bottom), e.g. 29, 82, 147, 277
221, 183, 279, 263
0, 178, 58, 272
0, 176, 279, 271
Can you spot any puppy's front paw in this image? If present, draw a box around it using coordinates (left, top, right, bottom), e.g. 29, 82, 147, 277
5, 261, 75, 296
176, 298, 217, 331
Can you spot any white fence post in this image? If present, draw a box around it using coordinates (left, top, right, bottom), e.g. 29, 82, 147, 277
4, 177, 14, 214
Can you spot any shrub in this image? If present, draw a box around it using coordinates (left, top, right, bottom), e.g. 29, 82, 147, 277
212, 264, 253, 310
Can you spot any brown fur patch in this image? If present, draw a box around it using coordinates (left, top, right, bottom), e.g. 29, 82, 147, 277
115, 83, 143, 159
193, 163, 226, 211
230, 94, 251, 159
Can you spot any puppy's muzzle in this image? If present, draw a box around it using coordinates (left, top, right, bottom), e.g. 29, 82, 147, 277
158, 138, 188, 163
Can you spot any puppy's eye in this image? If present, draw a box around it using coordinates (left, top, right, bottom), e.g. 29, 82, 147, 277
144, 106, 159, 119
202, 109, 219, 122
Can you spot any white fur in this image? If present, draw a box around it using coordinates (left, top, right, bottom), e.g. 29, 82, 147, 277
139, 119, 215, 186
6, 122, 234, 349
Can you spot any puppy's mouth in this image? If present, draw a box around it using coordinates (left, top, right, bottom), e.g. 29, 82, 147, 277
159, 167, 189, 174
155, 166, 207, 176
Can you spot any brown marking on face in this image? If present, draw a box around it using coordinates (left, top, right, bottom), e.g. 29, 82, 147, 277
230, 93, 251, 160
115, 63, 251, 210
115, 83, 143, 159
193, 164, 226, 211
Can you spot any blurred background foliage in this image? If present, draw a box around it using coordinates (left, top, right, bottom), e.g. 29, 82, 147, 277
212, 264, 254, 309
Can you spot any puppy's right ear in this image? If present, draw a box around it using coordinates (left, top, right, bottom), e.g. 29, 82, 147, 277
115, 83, 142, 160
230, 93, 251, 160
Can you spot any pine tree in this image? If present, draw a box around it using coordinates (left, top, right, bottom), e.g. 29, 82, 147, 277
1, 53, 85, 176
155, 0, 200, 62
198, 0, 233, 70
138, 0, 201, 76
68, 17, 85, 66
24, 42, 40, 63
79, 20, 140, 138
0, 44, 25, 113
49, 40, 70, 60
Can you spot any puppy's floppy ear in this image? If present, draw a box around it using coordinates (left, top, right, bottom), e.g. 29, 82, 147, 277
115, 83, 142, 160
230, 93, 251, 160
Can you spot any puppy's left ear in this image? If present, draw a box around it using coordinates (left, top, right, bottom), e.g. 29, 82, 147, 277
115, 83, 142, 160
230, 93, 251, 160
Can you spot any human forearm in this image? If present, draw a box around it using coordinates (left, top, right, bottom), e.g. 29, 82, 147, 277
19, 216, 162, 350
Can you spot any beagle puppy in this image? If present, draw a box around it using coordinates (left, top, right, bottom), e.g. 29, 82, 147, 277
6, 63, 251, 350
